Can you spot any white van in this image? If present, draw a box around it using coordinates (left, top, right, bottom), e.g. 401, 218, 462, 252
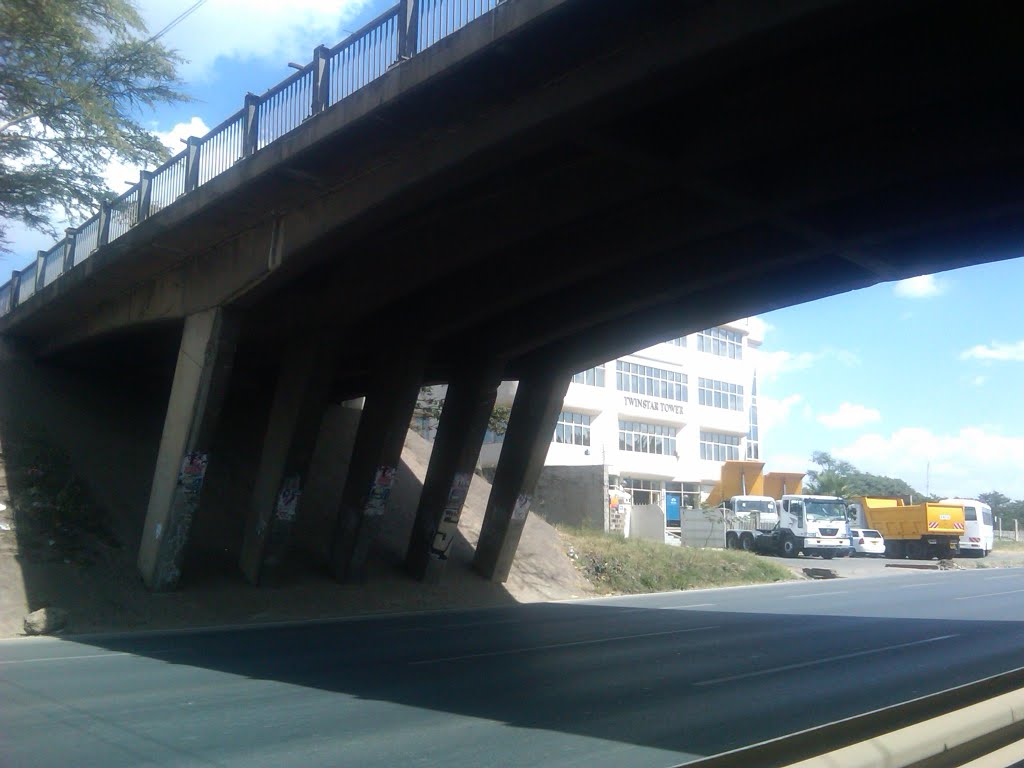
940, 498, 994, 557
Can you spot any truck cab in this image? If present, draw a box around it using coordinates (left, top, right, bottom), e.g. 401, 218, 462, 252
777, 495, 852, 558
722, 495, 778, 527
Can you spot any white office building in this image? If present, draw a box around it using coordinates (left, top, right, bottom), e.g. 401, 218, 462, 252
476, 318, 763, 529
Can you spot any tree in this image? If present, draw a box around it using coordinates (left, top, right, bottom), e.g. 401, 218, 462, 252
412, 387, 511, 439
0, 0, 186, 249
804, 450, 928, 500
804, 468, 850, 498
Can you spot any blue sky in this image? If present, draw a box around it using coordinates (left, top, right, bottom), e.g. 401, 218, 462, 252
6, 1, 1024, 500
759, 258, 1024, 499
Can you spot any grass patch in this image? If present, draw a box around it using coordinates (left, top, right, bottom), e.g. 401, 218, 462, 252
558, 526, 794, 595
994, 540, 1024, 552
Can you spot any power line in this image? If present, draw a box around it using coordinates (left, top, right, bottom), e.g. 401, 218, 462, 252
147, 0, 211, 44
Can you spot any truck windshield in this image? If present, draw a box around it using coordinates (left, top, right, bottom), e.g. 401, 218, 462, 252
735, 499, 774, 515
804, 501, 847, 521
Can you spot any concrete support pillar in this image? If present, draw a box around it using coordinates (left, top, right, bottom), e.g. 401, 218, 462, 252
405, 362, 500, 583
330, 351, 426, 583
239, 338, 335, 584
473, 364, 570, 583
137, 308, 239, 591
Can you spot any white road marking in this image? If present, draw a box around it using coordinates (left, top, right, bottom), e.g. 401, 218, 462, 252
783, 590, 849, 599
955, 588, 1024, 600
984, 575, 1020, 581
659, 603, 716, 610
410, 625, 719, 665
693, 634, 958, 686
0, 652, 130, 665
897, 583, 933, 589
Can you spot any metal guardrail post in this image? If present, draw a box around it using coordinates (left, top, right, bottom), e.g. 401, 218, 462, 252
97, 201, 112, 247
184, 136, 201, 193
312, 45, 331, 115
34, 250, 46, 292
62, 227, 78, 274
9, 271, 21, 309
243, 93, 261, 157
398, 0, 419, 59
137, 170, 154, 223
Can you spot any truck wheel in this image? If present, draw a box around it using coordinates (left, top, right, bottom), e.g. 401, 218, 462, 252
885, 540, 904, 559
781, 536, 798, 558
822, 551, 835, 560
726, 532, 738, 550
740, 533, 754, 552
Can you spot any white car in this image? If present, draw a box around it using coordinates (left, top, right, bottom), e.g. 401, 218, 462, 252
850, 528, 885, 557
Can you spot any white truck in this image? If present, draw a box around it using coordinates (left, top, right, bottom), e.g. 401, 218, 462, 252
715, 463, 848, 557
750, 494, 852, 559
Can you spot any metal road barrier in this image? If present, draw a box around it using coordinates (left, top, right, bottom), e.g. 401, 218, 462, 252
679, 665, 1024, 768
0, 0, 505, 317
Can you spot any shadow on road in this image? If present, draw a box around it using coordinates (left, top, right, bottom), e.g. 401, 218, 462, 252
67, 596, 1024, 758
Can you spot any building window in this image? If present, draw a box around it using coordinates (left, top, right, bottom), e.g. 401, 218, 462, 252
697, 327, 743, 359
682, 482, 701, 509
667, 336, 687, 347
571, 365, 606, 387
698, 378, 744, 411
700, 431, 741, 461
615, 361, 687, 401
747, 372, 760, 459
618, 420, 677, 456
483, 428, 505, 444
553, 411, 591, 446
622, 477, 662, 506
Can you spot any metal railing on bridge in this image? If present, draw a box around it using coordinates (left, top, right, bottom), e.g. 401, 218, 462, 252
0, 0, 504, 318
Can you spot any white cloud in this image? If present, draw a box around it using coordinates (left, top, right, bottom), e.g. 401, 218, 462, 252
139, 0, 371, 80
836, 427, 1024, 498
973, 375, 988, 387
960, 340, 1024, 362
893, 274, 944, 298
760, 394, 803, 431
758, 347, 861, 383
816, 402, 881, 429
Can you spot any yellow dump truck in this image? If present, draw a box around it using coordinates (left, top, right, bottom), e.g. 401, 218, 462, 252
848, 497, 965, 560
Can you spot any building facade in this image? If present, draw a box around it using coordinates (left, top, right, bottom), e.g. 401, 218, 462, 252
476, 318, 763, 529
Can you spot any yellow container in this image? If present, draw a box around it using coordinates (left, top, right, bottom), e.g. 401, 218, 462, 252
857, 497, 965, 542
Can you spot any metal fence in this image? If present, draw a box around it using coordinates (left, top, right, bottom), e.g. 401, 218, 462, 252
198, 111, 246, 186
1, 0, 506, 316
150, 153, 188, 214
329, 8, 400, 105
419, 0, 501, 50
74, 215, 101, 265
17, 263, 37, 304
42, 243, 64, 287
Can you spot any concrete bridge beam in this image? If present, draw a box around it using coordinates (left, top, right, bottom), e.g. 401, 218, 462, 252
330, 350, 427, 583
137, 307, 239, 591
238, 337, 336, 585
405, 360, 501, 583
473, 363, 570, 583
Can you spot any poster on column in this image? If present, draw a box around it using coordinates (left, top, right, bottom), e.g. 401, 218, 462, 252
365, 465, 396, 516
511, 493, 531, 521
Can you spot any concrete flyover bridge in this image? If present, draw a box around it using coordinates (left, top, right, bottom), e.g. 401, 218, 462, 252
1, 0, 1022, 590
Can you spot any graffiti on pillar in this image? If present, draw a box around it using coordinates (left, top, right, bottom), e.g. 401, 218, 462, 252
365, 465, 396, 517
178, 452, 209, 503
275, 474, 302, 522
447, 472, 471, 505
429, 472, 473, 561
511, 493, 531, 521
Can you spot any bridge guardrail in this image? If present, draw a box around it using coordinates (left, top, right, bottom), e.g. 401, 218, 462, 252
1, 0, 507, 318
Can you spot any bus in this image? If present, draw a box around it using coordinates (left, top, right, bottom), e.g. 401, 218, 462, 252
940, 498, 994, 557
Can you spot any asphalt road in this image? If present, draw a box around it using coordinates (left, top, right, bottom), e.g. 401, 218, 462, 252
4, 568, 1024, 768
